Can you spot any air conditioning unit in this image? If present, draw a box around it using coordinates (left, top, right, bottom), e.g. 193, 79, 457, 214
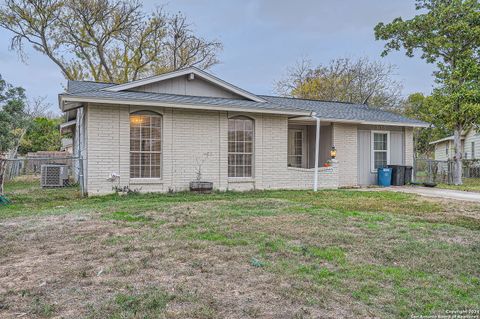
41, 164, 69, 188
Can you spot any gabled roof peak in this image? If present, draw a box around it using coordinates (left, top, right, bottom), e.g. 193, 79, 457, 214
103, 67, 266, 103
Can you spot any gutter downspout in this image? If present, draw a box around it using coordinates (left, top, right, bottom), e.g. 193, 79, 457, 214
311, 112, 320, 191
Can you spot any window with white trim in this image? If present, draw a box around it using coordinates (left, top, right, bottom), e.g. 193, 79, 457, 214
228, 116, 254, 177
130, 112, 162, 178
372, 131, 389, 171
288, 129, 304, 168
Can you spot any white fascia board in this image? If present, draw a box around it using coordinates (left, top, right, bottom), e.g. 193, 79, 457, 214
59, 95, 311, 116
59, 119, 76, 134
429, 136, 454, 145
59, 95, 83, 112
288, 116, 430, 128
429, 135, 465, 145
60, 119, 76, 129
103, 67, 266, 103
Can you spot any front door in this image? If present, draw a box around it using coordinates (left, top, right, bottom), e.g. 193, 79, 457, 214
288, 129, 305, 168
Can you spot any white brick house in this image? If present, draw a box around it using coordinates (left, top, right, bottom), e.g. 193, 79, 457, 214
59, 67, 428, 196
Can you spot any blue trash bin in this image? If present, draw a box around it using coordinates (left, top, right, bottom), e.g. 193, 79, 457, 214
377, 168, 392, 187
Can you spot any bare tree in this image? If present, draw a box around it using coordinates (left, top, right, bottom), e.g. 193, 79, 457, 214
275, 57, 404, 109
27, 96, 52, 118
0, 0, 222, 82
275, 58, 312, 97
165, 13, 221, 71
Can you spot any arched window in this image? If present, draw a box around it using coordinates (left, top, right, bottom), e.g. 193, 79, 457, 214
228, 116, 254, 177
130, 111, 162, 178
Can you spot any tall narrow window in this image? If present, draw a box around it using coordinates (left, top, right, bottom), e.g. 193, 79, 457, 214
372, 131, 389, 171
228, 116, 254, 177
288, 129, 304, 168
130, 112, 162, 178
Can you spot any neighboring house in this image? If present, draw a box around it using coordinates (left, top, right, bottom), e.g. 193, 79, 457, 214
60, 138, 73, 154
430, 128, 480, 161
58, 67, 428, 196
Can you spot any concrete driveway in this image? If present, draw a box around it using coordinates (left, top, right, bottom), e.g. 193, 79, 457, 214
365, 186, 480, 202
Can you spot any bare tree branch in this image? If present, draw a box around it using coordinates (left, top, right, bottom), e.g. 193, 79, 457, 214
275, 57, 404, 109
0, 0, 222, 82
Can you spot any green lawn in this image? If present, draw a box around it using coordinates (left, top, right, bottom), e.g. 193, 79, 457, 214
1, 179, 479, 318
437, 178, 480, 193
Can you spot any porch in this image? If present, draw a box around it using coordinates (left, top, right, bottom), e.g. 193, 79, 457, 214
284, 118, 339, 190
287, 118, 335, 169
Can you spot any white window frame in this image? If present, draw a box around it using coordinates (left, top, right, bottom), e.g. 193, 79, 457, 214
371, 131, 390, 173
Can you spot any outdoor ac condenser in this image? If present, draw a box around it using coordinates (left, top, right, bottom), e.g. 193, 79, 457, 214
41, 164, 69, 188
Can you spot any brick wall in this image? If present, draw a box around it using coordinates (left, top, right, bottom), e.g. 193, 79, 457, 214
86, 104, 123, 194
404, 127, 414, 166
285, 164, 339, 189
332, 123, 358, 186
84, 104, 420, 194
84, 104, 340, 195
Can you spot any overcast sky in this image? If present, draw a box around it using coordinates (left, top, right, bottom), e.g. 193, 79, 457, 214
0, 0, 436, 114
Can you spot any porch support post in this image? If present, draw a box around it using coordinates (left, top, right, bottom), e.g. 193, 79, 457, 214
313, 114, 320, 191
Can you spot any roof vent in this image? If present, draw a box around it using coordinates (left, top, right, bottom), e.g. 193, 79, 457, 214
187, 73, 195, 81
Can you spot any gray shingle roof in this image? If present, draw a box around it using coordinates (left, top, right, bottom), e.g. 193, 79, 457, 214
64, 81, 309, 113
67, 80, 115, 94
63, 80, 428, 127
260, 96, 428, 126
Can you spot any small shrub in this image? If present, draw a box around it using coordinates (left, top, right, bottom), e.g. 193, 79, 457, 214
31, 296, 55, 317
112, 185, 141, 195
250, 257, 265, 268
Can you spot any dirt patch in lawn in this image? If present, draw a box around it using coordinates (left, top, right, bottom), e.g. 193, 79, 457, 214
0, 213, 351, 319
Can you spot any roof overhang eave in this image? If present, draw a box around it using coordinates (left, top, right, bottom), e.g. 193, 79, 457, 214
59, 95, 312, 116
59, 94, 84, 112
59, 119, 76, 134
290, 116, 430, 128
429, 135, 466, 145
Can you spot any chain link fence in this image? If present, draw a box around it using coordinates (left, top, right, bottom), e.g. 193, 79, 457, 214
414, 158, 480, 184
3, 156, 85, 196
463, 160, 480, 178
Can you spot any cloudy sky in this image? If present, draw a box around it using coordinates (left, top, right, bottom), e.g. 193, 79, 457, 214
0, 0, 436, 114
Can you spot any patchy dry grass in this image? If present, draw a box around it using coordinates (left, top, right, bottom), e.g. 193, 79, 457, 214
437, 177, 480, 193
0, 180, 479, 318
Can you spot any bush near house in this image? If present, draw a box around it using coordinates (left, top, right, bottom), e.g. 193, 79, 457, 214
18, 117, 63, 154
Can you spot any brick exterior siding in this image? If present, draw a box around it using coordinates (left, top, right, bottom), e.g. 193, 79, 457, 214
332, 123, 358, 187
83, 104, 413, 195
404, 127, 414, 166
84, 104, 340, 195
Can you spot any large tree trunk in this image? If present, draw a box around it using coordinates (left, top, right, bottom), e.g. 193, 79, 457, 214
453, 125, 463, 185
